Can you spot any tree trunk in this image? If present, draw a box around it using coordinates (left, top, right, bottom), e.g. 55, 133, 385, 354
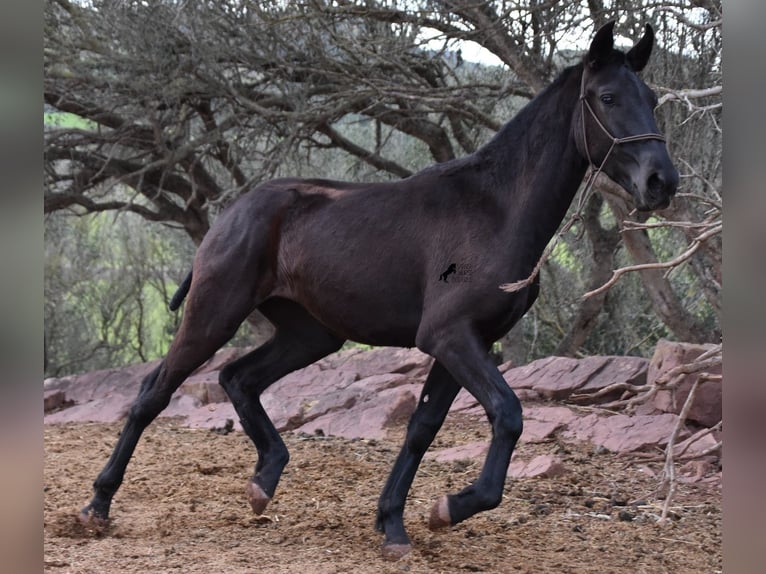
602, 183, 713, 344
555, 193, 620, 356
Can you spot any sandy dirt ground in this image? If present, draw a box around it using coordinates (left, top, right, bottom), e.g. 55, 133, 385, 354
44, 415, 721, 573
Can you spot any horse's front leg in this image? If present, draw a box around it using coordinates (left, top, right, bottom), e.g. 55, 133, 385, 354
376, 361, 460, 559
417, 328, 523, 530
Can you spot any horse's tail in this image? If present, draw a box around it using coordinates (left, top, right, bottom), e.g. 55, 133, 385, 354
169, 270, 192, 311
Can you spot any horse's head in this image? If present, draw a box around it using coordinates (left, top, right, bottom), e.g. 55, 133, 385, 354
575, 21, 679, 211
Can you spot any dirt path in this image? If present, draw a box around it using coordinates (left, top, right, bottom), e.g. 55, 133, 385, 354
45, 416, 721, 573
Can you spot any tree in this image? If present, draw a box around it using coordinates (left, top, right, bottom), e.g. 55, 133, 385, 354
44, 0, 722, 370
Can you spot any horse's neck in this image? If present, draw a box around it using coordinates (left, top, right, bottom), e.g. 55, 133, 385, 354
481, 67, 588, 261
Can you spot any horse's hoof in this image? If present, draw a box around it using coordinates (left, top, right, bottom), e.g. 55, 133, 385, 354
381, 542, 412, 561
78, 508, 110, 534
428, 495, 452, 530
246, 480, 271, 515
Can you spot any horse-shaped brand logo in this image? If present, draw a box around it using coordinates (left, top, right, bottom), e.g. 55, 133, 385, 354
439, 263, 457, 282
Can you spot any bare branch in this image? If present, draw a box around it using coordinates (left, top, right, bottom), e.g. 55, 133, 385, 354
582, 223, 722, 300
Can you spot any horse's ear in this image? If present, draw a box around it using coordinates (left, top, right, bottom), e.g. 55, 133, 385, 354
627, 24, 654, 72
588, 21, 616, 69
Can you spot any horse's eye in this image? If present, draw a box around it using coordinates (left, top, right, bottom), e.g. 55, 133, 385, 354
600, 94, 615, 106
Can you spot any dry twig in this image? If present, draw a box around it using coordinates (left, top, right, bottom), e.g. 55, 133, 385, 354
582, 222, 721, 300
659, 376, 700, 524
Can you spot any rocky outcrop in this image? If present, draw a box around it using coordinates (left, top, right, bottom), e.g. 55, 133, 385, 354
648, 339, 722, 427
44, 343, 721, 464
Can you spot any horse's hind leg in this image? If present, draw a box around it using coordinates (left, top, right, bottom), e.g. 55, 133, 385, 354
218, 298, 344, 515
78, 283, 252, 529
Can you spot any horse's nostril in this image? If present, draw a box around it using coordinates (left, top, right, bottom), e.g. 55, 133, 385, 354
647, 172, 664, 193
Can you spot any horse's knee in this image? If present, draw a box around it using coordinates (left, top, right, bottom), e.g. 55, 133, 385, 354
128, 391, 172, 425
491, 395, 523, 442
219, 361, 250, 398
128, 368, 173, 424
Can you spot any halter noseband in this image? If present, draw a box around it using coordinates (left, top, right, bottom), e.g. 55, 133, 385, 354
578, 70, 666, 175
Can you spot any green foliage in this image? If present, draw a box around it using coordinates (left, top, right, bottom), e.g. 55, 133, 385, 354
44, 112, 95, 130
44, 209, 195, 376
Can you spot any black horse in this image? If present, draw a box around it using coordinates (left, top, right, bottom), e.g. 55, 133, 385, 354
78, 22, 678, 559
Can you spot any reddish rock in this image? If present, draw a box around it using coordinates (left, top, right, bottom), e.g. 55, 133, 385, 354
180, 372, 230, 405
508, 454, 566, 478
316, 347, 433, 379
261, 367, 360, 431
563, 413, 685, 453
450, 390, 554, 419
43, 361, 162, 424
674, 428, 721, 458
44, 359, 161, 407
44, 394, 135, 424
297, 384, 419, 440
504, 356, 580, 396
425, 441, 489, 463
649, 340, 722, 427
450, 389, 479, 413
44, 389, 68, 413
163, 394, 203, 418
524, 405, 579, 425
42, 345, 710, 460
520, 406, 580, 443
576, 356, 648, 397
497, 360, 515, 374
520, 419, 562, 443
678, 459, 718, 483
515, 388, 541, 402
503, 355, 646, 401
181, 403, 243, 432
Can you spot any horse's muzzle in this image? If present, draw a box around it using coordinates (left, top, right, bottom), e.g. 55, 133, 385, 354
635, 163, 679, 212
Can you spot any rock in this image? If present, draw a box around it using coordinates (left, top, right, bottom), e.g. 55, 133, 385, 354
508, 454, 566, 478
503, 355, 647, 402
44, 359, 161, 409
261, 367, 360, 431
673, 428, 721, 457
678, 459, 718, 483
42, 345, 712, 459
425, 441, 489, 463
450, 388, 480, 413
177, 403, 243, 432
504, 356, 583, 398
576, 356, 648, 397
44, 389, 69, 413
497, 360, 515, 374
296, 384, 419, 440
180, 372, 230, 404
563, 413, 686, 453
263, 366, 421, 438
649, 340, 722, 427
520, 406, 580, 443
44, 394, 135, 424
316, 347, 433, 379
